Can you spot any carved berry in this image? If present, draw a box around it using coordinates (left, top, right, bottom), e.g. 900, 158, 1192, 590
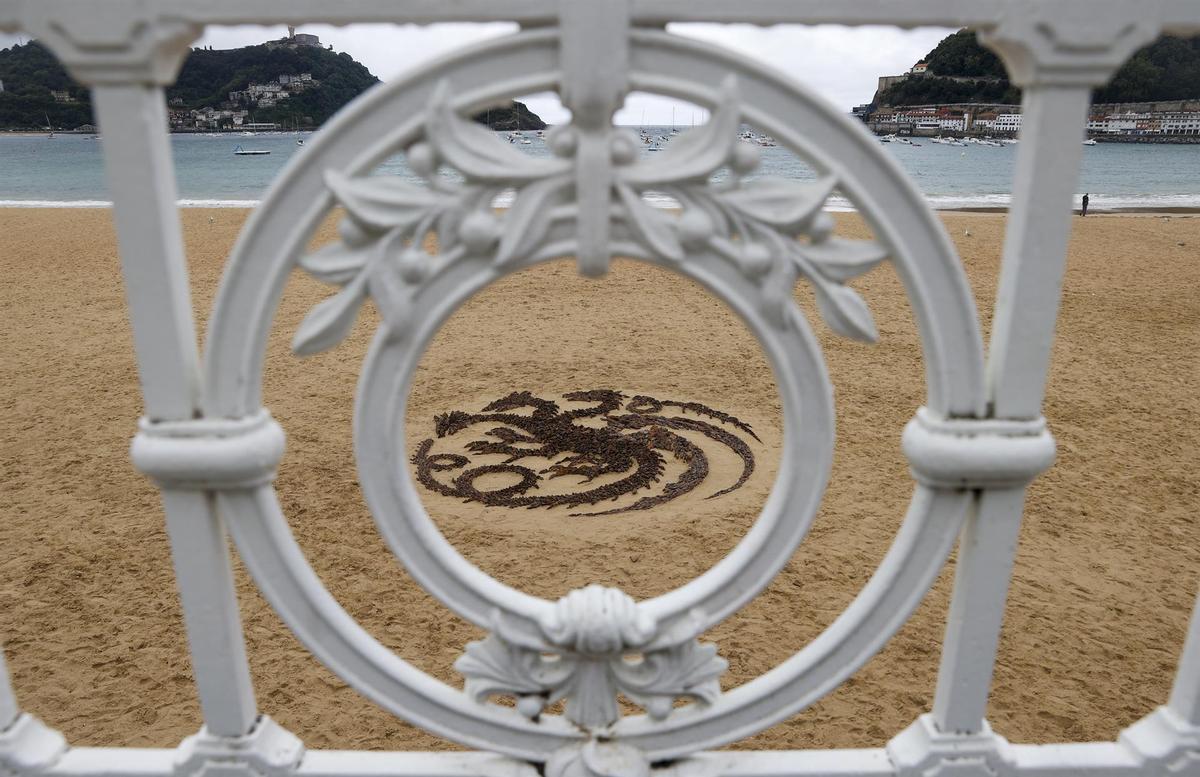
611, 131, 638, 165
516, 694, 546, 719
743, 243, 772, 277
731, 142, 760, 174
810, 212, 834, 243
646, 696, 673, 720
548, 126, 578, 158
338, 217, 374, 248
459, 211, 500, 253
398, 249, 430, 284
678, 209, 713, 247
407, 142, 437, 177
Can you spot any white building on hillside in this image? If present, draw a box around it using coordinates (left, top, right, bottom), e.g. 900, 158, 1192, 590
1160, 112, 1200, 135
993, 113, 1022, 133
1087, 112, 1142, 133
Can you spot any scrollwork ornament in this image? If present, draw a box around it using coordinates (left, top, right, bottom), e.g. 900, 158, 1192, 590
292, 76, 889, 358
455, 586, 726, 730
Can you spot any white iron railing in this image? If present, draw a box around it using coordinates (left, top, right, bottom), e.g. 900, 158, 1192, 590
1, 1, 1199, 776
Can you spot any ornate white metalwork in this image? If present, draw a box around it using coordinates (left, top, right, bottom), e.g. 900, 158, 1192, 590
131, 411, 286, 490
902, 409, 1056, 489
1, 0, 1200, 775
292, 77, 887, 358
195, 21, 997, 764
0, 714, 66, 777
174, 716, 304, 777
456, 586, 725, 728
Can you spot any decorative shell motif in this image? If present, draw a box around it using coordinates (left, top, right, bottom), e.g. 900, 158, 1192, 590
291, 76, 888, 357
455, 585, 726, 729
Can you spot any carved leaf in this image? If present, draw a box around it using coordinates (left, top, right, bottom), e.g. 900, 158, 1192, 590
325, 170, 442, 231
300, 242, 370, 284
618, 76, 741, 186
617, 183, 684, 262
292, 272, 368, 356
547, 742, 650, 777
425, 81, 570, 183
613, 641, 727, 720
799, 238, 889, 282
495, 174, 573, 268
435, 208, 462, 253
811, 278, 879, 343
760, 260, 799, 330
687, 191, 732, 238
455, 634, 551, 702
720, 176, 837, 231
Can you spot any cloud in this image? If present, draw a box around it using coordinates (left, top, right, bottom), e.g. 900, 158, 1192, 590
6, 22, 954, 123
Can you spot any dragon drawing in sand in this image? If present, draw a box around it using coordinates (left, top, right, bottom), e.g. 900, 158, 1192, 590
411, 390, 759, 516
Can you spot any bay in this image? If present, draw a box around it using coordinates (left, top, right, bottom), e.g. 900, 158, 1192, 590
0, 127, 1196, 211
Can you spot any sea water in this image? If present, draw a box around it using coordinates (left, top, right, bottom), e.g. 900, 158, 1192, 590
0, 128, 1197, 211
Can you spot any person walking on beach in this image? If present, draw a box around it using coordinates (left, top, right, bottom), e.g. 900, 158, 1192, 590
1081, 193, 1089, 216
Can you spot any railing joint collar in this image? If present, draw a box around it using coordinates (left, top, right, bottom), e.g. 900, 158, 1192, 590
131, 409, 285, 490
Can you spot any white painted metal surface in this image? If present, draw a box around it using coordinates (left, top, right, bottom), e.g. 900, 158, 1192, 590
1, 1, 1198, 776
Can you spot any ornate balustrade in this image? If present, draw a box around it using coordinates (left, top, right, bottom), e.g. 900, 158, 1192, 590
1, 1, 1199, 776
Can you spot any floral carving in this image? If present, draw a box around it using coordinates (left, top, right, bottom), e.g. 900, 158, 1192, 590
455, 585, 726, 730
292, 77, 888, 357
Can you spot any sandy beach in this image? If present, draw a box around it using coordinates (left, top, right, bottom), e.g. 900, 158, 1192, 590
0, 207, 1197, 751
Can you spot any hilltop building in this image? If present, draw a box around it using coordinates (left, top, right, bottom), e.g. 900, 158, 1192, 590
267, 26, 322, 49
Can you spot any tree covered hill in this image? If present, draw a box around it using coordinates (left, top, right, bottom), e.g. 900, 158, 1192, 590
169, 42, 380, 127
0, 39, 544, 130
877, 29, 1200, 106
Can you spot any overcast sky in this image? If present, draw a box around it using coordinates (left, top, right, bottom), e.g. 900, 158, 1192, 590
3, 23, 954, 123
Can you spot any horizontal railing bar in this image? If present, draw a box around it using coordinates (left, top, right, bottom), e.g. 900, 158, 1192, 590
30, 742, 1151, 777
2, 0, 1198, 33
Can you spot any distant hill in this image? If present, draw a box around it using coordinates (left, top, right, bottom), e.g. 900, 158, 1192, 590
0, 39, 545, 131
876, 29, 1200, 107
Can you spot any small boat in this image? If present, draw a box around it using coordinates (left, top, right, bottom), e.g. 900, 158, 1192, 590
233, 144, 271, 156
296, 139, 304, 146
1082, 139, 1097, 146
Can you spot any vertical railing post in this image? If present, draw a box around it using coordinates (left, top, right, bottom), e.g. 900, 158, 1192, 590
931, 84, 1093, 735
926, 12, 1163, 738
34, 21, 263, 739
91, 85, 260, 740
0, 647, 17, 731
1168, 590, 1200, 725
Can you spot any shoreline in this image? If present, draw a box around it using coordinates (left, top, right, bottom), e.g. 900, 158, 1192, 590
0, 201, 1196, 216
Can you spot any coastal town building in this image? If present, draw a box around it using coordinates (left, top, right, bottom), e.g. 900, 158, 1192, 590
937, 116, 965, 131
50, 90, 74, 103
228, 73, 316, 108
993, 113, 1022, 133
1161, 113, 1200, 135
177, 106, 250, 130
865, 98, 1200, 140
